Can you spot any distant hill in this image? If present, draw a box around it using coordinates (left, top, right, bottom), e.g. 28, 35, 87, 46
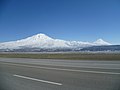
81, 45, 120, 51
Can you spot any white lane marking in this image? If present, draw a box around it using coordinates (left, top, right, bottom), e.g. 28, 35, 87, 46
13, 74, 62, 86
2, 62, 120, 75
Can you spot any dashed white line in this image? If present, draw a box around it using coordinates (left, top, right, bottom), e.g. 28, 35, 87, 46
13, 74, 62, 86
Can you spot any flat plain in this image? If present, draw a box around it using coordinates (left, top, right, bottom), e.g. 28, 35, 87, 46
0, 52, 120, 60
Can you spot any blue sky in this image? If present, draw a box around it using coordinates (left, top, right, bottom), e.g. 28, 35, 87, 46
0, 0, 120, 44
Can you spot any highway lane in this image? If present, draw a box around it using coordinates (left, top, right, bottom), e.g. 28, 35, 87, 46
0, 58, 120, 69
0, 58, 120, 90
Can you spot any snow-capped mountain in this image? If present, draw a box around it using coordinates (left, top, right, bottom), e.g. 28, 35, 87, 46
0, 33, 111, 51
93, 39, 111, 45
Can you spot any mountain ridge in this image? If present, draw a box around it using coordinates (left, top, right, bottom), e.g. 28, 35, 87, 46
0, 33, 111, 50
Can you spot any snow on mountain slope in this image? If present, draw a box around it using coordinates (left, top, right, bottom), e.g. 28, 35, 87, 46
93, 39, 111, 45
0, 33, 111, 49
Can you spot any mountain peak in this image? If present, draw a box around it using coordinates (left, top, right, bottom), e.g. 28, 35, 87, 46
36, 33, 47, 37
96, 38, 104, 42
32, 33, 52, 40
94, 38, 111, 45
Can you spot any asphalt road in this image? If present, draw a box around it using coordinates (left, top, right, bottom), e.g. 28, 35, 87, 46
0, 58, 120, 90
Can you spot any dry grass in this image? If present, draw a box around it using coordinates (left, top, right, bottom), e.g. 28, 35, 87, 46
0, 53, 120, 60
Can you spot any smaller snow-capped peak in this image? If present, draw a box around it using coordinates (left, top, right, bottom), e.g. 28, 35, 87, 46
94, 39, 111, 45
